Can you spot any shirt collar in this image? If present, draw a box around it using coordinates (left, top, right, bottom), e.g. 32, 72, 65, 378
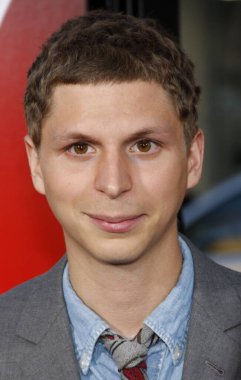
63, 235, 194, 373
63, 267, 108, 374
144, 236, 194, 365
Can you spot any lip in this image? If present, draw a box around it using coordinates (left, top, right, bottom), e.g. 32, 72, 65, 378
85, 213, 144, 233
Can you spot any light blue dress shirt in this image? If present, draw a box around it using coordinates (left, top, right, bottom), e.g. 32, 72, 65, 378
63, 236, 194, 379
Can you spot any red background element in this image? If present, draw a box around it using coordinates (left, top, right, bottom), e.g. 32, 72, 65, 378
0, 0, 86, 293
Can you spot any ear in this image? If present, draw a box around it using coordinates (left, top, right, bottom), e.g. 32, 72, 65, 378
24, 135, 46, 195
187, 129, 204, 190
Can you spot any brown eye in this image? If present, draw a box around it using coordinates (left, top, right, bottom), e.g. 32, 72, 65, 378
137, 140, 152, 152
73, 143, 88, 154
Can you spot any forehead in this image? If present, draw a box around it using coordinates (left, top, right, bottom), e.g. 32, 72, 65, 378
43, 81, 182, 140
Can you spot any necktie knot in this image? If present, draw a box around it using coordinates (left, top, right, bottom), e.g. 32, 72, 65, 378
99, 325, 159, 379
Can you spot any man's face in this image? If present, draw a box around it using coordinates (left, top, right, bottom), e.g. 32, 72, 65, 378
26, 81, 203, 265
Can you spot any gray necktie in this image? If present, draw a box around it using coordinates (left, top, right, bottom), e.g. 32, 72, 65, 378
99, 324, 159, 379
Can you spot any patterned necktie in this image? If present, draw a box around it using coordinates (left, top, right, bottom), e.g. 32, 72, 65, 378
99, 325, 159, 379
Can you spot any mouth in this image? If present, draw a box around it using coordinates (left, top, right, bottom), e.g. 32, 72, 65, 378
85, 213, 144, 233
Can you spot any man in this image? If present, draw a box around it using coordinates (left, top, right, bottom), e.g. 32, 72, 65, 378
1, 10, 241, 380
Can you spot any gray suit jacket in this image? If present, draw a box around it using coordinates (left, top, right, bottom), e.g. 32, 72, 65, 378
1, 237, 241, 379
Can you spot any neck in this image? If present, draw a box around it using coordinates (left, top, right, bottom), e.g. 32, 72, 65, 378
67, 235, 182, 339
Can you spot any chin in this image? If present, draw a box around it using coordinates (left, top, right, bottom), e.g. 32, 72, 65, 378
93, 248, 145, 267
103, 257, 141, 266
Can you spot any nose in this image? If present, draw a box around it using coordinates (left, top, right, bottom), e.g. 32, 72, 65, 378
94, 150, 132, 199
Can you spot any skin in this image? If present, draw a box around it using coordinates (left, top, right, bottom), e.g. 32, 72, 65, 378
25, 81, 204, 338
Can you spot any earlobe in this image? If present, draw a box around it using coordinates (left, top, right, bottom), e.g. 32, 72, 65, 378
24, 135, 46, 195
187, 129, 204, 190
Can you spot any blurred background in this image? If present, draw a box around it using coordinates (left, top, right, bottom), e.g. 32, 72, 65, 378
0, 0, 240, 292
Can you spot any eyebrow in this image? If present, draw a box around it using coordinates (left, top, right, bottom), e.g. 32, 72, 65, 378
53, 132, 100, 145
52, 127, 169, 147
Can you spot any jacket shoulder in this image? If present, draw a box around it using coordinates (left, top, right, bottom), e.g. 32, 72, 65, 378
183, 234, 241, 285
0, 256, 66, 331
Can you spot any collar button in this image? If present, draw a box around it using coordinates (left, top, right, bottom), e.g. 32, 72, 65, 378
173, 345, 182, 362
80, 352, 89, 370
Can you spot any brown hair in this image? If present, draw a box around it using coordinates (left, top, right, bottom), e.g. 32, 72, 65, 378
24, 10, 200, 148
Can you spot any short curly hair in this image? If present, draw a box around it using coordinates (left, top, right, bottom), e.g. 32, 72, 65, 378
24, 10, 200, 148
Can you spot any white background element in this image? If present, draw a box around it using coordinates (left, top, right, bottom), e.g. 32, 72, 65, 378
0, 0, 12, 27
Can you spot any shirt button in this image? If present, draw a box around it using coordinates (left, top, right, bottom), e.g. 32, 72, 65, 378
173, 345, 182, 361
80, 352, 89, 370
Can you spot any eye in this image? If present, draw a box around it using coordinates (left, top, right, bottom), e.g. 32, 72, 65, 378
68, 142, 95, 155
130, 139, 160, 153
137, 140, 152, 152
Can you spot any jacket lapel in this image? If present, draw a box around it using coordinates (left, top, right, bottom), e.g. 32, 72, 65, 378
15, 257, 80, 380
182, 238, 241, 379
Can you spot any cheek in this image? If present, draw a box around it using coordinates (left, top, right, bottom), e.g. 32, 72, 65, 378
39, 168, 76, 220
42, 161, 91, 198
135, 157, 188, 196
